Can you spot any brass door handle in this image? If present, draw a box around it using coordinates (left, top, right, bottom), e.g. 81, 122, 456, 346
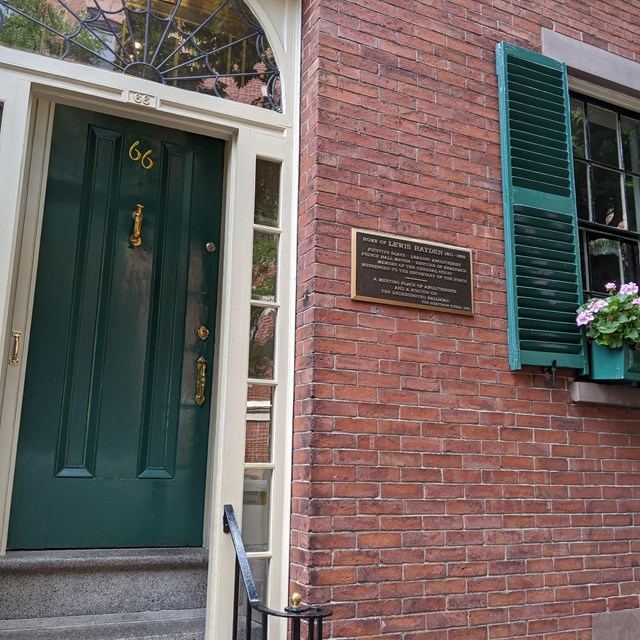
195, 356, 207, 406
8, 330, 22, 366
130, 204, 144, 247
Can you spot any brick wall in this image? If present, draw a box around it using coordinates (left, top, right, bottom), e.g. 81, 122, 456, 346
293, 1, 640, 639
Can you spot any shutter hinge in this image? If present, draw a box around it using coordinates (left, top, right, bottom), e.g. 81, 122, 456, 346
543, 359, 558, 388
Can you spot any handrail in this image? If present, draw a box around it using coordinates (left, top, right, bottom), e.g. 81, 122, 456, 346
223, 504, 332, 639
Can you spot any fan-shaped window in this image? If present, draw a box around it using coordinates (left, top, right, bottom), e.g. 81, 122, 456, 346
0, 0, 281, 110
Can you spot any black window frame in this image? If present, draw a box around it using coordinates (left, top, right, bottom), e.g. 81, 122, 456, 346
570, 92, 640, 297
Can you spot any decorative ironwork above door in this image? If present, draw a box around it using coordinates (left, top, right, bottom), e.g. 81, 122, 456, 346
0, 0, 281, 111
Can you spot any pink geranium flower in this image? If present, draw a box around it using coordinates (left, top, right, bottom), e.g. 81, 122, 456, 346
620, 282, 639, 295
588, 299, 608, 313
576, 311, 594, 326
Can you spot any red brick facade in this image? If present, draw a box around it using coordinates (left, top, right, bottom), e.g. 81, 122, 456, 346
293, 1, 640, 639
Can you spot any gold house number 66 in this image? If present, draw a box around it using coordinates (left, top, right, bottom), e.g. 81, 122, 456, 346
128, 140, 154, 170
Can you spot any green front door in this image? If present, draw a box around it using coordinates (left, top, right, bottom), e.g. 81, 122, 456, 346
8, 105, 224, 549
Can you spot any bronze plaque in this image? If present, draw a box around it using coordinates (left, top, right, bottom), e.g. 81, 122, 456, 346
351, 229, 474, 315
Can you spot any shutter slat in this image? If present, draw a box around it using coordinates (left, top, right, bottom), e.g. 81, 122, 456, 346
507, 57, 564, 82
512, 168, 570, 188
512, 138, 569, 161
508, 89, 565, 115
511, 178, 569, 197
517, 247, 575, 264
521, 342, 583, 354
517, 276, 576, 292
512, 148, 569, 171
509, 108, 567, 134
518, 296, 578, 313
515, 225, 575, 245
520, 307, 577, 322
516, 257, 576, 274
516, 286, 579, 303
497, 41, 588, 372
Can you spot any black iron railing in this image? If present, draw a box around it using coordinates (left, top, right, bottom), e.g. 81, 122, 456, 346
223, 504, 332, 640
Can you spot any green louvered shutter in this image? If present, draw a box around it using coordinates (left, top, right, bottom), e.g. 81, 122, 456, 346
496, 42, 588, 372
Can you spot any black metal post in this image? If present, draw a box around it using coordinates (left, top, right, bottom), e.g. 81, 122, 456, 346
223, 504, 332, 640
232, 560, 240, 640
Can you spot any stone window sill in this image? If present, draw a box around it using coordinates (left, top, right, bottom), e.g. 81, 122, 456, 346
570, 381, 640, 407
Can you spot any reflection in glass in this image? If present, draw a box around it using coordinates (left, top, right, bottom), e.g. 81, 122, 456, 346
625, 175, 640, 232
242, 469, 272, 552
588, 104, 619, 166
574, 160, 589, 221
570, 98, 585, 158
0, 0, 281, 109
252, 231, 278, 302
245, 384, 273, 464
586, 233, 638, 295
248, 306, 276, 379
0, 102, 3, 129
591, 166, 624, 229
621, 116, 640, 172
254, 159, 281, 227
236, 557, 269, 639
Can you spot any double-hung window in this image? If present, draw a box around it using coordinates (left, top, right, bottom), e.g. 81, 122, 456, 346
570, 96, 640, 296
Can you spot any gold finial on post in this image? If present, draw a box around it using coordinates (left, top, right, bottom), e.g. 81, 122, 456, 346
290, 592, 302, 608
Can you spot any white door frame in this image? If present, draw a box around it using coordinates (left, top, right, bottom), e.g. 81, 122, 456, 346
0, 2, 300, 637
0, 71, 32, 562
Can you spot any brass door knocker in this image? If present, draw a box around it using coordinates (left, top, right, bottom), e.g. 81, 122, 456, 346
130, 204, 144, 247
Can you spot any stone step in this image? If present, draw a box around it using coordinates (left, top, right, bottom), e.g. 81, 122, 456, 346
0, 609, 205, 640
0, 548, 208, 620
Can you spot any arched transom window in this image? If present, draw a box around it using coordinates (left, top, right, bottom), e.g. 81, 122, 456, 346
0, 0, 281, 110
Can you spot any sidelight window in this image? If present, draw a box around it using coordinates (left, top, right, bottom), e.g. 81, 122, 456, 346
239, 157, 281, 626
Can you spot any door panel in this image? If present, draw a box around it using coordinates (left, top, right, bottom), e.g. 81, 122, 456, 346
8, 105, 224, 549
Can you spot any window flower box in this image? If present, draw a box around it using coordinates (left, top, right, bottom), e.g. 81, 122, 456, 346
589, 341, 640, 382
577, 282, 640, 381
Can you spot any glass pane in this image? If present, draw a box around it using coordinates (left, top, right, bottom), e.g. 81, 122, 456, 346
242, 469, 272, 552
621, 115, 640, 173
252, 232, 278, 302
574, 160, 589, 221
248, 306, 276, 379
591, 166, 624, 229
245, 385, 273, 464
579, 228, 589, 292
586, 233, 639, 295
0, 0, 280, 109
237, 558, 269, 640
625, 174, 640, 232
588, 105, 619, 166
254, 160, 281, 227
570, 98, 586, 158
0, 3, 72, 56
